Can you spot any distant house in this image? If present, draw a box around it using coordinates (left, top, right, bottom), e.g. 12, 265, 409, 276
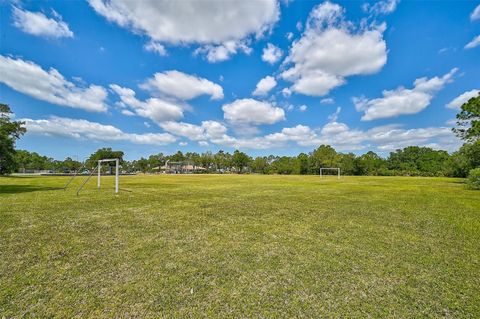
153, 161, 207, 174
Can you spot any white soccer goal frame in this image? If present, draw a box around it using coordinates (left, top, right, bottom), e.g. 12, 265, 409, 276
320, 167, 340, 179
98, 158, 119, 193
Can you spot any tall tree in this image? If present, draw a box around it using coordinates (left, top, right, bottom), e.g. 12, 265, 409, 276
310, 145, 338, 173
0, 104, 26, 175
86, 148, 124, 170
231, 150, 251, 173
453, 94, 480, 142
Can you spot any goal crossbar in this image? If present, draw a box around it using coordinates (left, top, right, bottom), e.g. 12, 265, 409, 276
320, 167, 340, 179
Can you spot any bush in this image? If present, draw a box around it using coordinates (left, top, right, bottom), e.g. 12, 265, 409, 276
466, 168, 480, 190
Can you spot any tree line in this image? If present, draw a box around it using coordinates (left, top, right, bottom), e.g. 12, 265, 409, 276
10, 142, 480, 178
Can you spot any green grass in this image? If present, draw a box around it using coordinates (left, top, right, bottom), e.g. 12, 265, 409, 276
1, 174, 479, 317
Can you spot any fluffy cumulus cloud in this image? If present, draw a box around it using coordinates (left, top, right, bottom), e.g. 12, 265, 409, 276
471, 4, 480, 21
252, 76, 277, 96
12, 7, 73, 38
140, 70, 224, 100
110, 84, 185, 123
446, 89, 480, 109
23, 116, 176, 145
88, 0, 279, 61
465, 35, 480, 49
281, 1, 387, 96
354, 68, 457, 121
0, 55, 107, 112
222, 98, 285, 125
160, 120, 227, 142
262, 43, 283, 64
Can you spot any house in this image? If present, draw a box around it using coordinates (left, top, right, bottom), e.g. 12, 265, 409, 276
153, 161, 207, 174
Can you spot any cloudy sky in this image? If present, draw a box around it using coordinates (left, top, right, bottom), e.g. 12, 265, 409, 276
1, 0, 479, 160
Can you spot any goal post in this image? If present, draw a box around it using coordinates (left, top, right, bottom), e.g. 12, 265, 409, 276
320, 167, 340, 179
98, 159, 119, 193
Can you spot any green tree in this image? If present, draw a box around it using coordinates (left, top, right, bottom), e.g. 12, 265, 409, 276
453, 93, 480, 142
338, 153, 356, 175
0, 104, 26, 175
296, 153, 309, 175
169, 151, 185, 162
271, 156, 295, 174
148, 153, 165, 170
62, 157, 82, 172
135, 157, 149, 173
356, 151, 386, 176
387, 146, 450, 176
231, 150, 251, 173
310, 145, 338, 174
446, 141, 480, 177
86, 148, 124, 170
251, 156, 269, 174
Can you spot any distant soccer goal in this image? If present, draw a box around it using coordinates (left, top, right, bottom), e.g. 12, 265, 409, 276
76, 158, 120, 195
320, 167, 340, 179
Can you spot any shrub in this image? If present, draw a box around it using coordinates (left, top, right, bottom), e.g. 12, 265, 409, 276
466, 168, 480, 190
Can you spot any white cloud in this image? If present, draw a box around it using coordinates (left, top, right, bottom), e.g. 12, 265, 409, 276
159, 120, 227, 142
12, 7, 73, 38
262, 43, 283, 64
159, 121, 206, 141
446, 89, 480, 109
110, 84, 185, 123
264, 122, 459, 152
252, 76, 277, 96
88, 0, 279, 61
0, 55, 108, 112
328, 106, 341, 121
22, 116, 176, 145
222, 98, 285, 125
140, 70, 224, 100
320, 97, 335, 104
368, 125, 460, 151
465, 35, 480, 49
363, 0, 400, 15
354, 68, 457, 121
281, 2, 387, 96
471, 4, 480, 21
296, 21, 303, 31
286, 32, 294, 41
195, 41, 252, 63
299, 104, 308, 112
179, 142, 188, 147
144, 40, 167, 56
282, 87, 292, 98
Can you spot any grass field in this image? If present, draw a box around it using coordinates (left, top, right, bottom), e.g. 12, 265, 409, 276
1, 174, 479, 317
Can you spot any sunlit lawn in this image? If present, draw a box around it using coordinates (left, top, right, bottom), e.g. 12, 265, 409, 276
1, 174, 479, 317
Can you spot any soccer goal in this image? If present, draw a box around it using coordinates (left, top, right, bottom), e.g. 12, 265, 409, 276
320, 167, 340, 179
76, 158, 120, 195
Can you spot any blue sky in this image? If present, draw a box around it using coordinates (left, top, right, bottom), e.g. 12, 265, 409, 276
1, 0, 479, 160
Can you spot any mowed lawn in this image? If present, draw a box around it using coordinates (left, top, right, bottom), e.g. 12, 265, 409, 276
1, 175, 479, 318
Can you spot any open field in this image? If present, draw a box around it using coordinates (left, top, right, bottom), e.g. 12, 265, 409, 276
1, 174, 479, 317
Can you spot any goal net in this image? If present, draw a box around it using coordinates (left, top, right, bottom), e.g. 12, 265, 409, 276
320, 167, 340, 179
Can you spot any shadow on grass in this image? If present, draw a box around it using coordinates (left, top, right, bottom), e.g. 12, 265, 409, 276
0, 185, 63, 194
